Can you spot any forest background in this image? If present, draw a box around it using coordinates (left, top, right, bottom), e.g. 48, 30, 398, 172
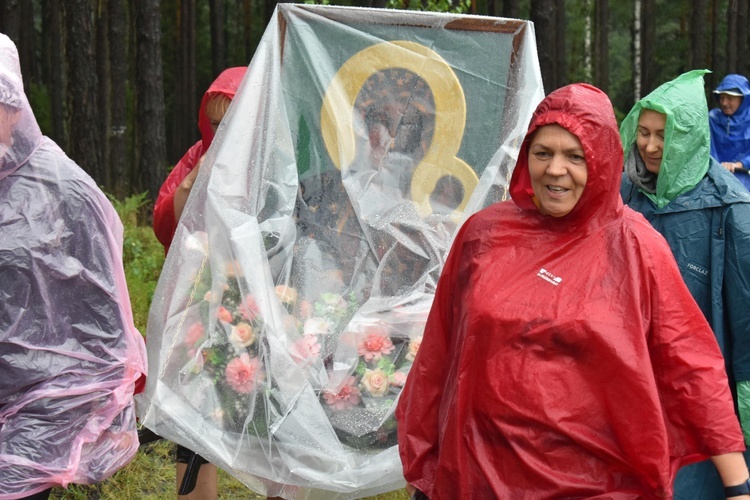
0, 0, 746, 204
0, 0, 747, 498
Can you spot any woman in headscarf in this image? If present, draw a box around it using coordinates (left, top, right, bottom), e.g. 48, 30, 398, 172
621, 70, 750, 500
0, 34, 146, 499
396, 83, 750, 498
153, 66, 247, 252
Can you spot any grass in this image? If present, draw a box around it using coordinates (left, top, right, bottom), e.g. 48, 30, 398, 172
47, 194, 409, 500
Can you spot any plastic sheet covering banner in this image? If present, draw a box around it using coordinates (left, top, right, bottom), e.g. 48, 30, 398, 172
138, 4, 543, 498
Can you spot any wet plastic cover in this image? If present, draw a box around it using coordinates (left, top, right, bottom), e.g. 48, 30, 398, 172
138, 5, 543, 498
0, 33, 147, 498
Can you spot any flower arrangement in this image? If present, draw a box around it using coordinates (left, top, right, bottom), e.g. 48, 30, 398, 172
289, 291, 359, 366
319, 322, 423, 450
177, 261, 294, 436
175, 251, 425, 452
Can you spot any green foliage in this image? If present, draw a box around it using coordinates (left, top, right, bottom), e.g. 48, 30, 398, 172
108, 192, 165, 333
385, 0, 470, 13
27, 82, 53, 137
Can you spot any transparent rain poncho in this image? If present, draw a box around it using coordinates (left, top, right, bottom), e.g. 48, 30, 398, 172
0, 34, 147, 498
138, 5, 543, 498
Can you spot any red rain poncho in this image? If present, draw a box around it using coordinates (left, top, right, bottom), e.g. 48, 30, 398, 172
0, 34, 146, 498
153, 67, 247, 251
395, 84, 744, 498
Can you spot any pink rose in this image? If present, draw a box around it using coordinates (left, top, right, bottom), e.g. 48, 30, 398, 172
406, 335, 422, 361
361, 368, 389, 397
225, 354, 264, 394
230, 322, 256, 347
358, 333, 395, 362
323, 376, 361, 410
238, 295, 259, 321
390, 371, 407, 387
217, 306, 233, 323
184, 322, 205, 346
290, 335, 321, 362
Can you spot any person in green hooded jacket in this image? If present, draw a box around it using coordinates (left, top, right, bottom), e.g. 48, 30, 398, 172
620, 69, 750, 499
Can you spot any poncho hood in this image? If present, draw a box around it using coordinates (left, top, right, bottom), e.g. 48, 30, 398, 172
198, 67, 247, 151
0, 34, 42, 181
510, 83, 623, 228
713, 73, 750, 111
621, 69, 711, 209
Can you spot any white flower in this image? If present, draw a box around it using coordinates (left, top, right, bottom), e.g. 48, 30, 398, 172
304, 316, 331, 336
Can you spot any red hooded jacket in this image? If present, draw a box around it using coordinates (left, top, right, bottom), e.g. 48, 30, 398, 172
152, 67, 247, 252
395, 84, 744, 498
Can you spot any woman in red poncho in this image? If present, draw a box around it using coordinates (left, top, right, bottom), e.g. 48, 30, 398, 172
395, 84, 750, 499
153, 66, 247, 252
151, 67, 247, 500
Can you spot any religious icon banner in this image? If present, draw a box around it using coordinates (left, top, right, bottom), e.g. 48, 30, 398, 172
138, 4, 543, 498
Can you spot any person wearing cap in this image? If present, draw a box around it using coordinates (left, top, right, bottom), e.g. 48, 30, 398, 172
709, 74, 750, 190
621, 69, 750, 499
0, 33, 146, 499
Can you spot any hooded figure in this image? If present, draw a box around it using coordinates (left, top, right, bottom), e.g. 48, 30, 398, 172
0, 34, 146, 498
709, 73, 750, 190
621, 70, 750, 499
396, 83, 746, 498
153, 67, 247, 251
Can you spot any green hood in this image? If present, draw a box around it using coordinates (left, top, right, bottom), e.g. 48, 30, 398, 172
620, 69, 711, 208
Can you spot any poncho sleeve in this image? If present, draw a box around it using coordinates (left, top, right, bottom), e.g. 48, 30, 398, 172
395, 219, 471, 497
642, 228, 745, 462
153, 140, 204, 252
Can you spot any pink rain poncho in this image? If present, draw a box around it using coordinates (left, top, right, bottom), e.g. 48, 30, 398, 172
138, 5, 543, 498
0, 34, 146, 498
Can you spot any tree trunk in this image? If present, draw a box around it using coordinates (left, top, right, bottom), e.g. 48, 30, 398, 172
584, 0, 593, 82
134, 0, 168, 205
640, 0, 656, 95
210, 0, 227, 77
726, 0, 739, 73
594, 0, 609, 93
172, 0, 197, 164
632, 0, 642, 102
690, 0, 708, 71
19, 1, 38, 86
64, 0, 103, 182
530, 0, 556, 94
708, 0, 720, 92
739, 0, 750, 77
243, 0, 254, 63
109, 0, 129, 198
555, 1, 567, 88
42, 0, 66, 146
502, 0, 519, 18
96, 0, 111, 191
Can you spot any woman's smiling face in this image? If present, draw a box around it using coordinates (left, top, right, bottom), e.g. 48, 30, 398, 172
528, 124, 588, 218
636, 109, 666, 174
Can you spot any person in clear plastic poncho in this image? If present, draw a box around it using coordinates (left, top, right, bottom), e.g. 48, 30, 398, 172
621, 70, 750, 500
0, 34, 146, 500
